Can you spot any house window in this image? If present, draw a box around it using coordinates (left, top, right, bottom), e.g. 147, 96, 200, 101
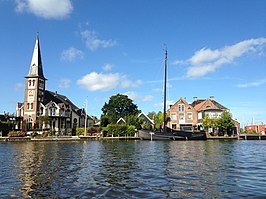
172, 124, 177, 129
179, 113, 184, 120
187, 112, 193, 120
178, 104, 185, 112
50, 108, 56, 116
171, 113, 177, 120
40, 107, 44, 115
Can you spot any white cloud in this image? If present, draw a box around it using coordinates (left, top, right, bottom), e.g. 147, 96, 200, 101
142, 95, 154, 102
154, 100, 175, 108
14, 82, 24, 91
237, 79, 266, 88
77, 72, 141, 91
175, 38, 266, 78
61, 47, 84, 62
15, 0, 73, 19
80, 30, 117, 51
59, 78, 71, 89
124, 91, 138, 101
102, 64, 113, 71
124, 91, 154, 102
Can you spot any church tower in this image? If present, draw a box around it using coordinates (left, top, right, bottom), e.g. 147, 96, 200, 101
23, 33, 46, 128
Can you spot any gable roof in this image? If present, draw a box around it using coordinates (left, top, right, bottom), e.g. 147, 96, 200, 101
43, 90, 79, 111
117, 117, 126, 124
138, 112, 154, 125
195, 98, 227, 112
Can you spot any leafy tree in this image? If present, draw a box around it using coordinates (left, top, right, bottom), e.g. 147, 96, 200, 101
37, 115, 51, 130
101, 94, 140, 124
217, 111, 234, 135
154, 111, 169, 131
147, 112, 156, 121
100, 115, 110, 127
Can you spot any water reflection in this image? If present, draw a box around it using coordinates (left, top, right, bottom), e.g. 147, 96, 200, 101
0, 140, 266, 198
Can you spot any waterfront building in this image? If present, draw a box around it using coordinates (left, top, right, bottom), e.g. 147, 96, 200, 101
167, 96, 239, 134
245, 124, 265, 135
16, 34, 94, 134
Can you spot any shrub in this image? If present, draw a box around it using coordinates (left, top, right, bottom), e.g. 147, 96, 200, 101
8, 131, 26, 137
76, 128, 84, 136
127, 125, 136, 136
106, 124, 136, 137
107, 124, 127, 137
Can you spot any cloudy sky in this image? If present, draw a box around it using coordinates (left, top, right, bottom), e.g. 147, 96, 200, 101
0, 0, 266, 126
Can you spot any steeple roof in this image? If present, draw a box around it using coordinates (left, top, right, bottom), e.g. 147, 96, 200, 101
26, 33, 46, 79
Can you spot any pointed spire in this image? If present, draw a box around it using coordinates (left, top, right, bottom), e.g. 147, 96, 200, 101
27, 33, 46, 79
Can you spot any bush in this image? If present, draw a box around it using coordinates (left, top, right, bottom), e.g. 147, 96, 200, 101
0, 121, 13, 135
128, 125, 136, 136
88, 127, 102, 136
8, 131, 26, 137
76, 128, 84, 136
107, 124, 127, 137
106, 124, 136, 137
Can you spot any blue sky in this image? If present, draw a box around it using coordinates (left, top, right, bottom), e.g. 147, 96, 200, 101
0, 0, 266, 127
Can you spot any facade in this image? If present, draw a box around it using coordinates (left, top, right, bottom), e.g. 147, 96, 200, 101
167, 98, 198, 131
245, 124, 265, 135
167, 96, 238, 134
16, 35, 94, 134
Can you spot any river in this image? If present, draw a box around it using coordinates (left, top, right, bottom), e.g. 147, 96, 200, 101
0, 140, 265, 198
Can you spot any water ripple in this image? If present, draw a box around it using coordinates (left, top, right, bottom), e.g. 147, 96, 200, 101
0, 140, 266, 198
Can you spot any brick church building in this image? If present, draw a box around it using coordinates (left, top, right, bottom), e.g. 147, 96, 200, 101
16, 34, 93, 134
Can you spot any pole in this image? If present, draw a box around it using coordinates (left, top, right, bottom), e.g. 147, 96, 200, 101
163, 48, 167, 133
84, 97, 87, 136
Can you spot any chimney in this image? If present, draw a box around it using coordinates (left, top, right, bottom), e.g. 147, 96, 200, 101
210, 96, 214, 101
193, 97, 198, 101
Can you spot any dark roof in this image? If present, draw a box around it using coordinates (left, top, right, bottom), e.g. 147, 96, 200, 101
43, 90, 79, 111
211, 100, 227, 110
26, 34, 46, 79
191, 99, 205, 107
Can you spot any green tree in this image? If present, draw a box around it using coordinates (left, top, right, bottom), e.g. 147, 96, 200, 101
101, 94, 140, 124
217, 111, 234, 135
37, 115, 51, 130
147, 112, 156, 121
154, 111, 169, 131
100, 115, 110, 127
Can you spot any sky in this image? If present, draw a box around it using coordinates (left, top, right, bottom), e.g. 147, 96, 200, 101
0, 0, 266, 127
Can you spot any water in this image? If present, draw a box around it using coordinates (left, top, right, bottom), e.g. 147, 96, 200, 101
0, 140, 266, 198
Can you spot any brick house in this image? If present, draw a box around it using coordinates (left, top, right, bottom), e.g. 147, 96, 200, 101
167, 97, 198, 131
167, 96, 239, 134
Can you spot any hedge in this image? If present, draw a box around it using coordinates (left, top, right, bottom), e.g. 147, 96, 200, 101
106, 124, 136, 137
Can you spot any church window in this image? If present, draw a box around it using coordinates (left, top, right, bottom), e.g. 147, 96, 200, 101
27, 103, 30, 109
31, 103, 33, 109
32, 80, 35, 87
29, 80, 31, 87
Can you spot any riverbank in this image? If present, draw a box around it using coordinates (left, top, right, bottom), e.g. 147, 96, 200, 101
1, 134, 266, 142
0, 136, 140, 142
